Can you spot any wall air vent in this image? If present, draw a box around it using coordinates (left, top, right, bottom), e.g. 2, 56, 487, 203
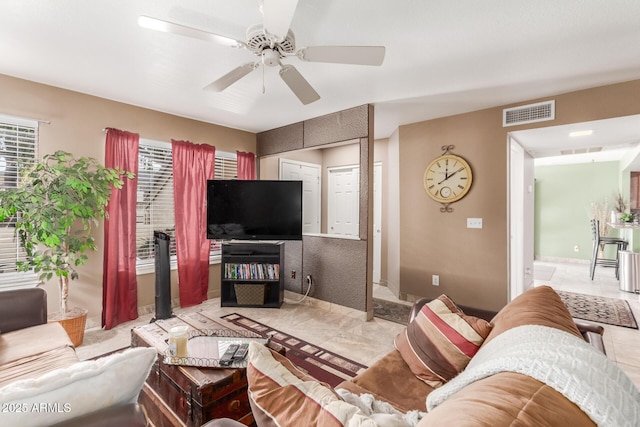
503, 100, 555, 127
560, 147, 603, 155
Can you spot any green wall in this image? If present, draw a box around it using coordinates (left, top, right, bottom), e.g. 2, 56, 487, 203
534, 161, 621, 260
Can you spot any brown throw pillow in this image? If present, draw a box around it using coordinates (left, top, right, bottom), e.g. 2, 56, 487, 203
247, 342, 385, 426
394, 294, 492, 387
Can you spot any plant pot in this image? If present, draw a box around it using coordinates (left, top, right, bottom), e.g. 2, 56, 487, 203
49, 307, 88, 347
611, 210, 624, 223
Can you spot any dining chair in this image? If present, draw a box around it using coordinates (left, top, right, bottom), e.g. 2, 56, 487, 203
590, 218, 628, 279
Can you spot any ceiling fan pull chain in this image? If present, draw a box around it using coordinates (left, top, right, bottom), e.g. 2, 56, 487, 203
262, 65, 266, 94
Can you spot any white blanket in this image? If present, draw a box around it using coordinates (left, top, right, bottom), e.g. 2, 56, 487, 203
427, 325, 640, 427
336, 389, 427, 427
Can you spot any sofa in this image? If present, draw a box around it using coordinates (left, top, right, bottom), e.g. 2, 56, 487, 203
0, 287, 155, 427
242, 285, 640, 426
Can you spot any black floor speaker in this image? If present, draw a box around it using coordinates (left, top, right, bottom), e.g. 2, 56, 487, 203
153, 230, 173, 321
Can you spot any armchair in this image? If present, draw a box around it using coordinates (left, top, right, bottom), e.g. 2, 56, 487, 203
0, 287, 47, 333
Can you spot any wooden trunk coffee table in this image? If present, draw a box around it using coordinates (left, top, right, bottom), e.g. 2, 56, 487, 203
131, 311, 267, 427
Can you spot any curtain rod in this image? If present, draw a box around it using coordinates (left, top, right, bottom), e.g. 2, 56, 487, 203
0, 113, 50, 125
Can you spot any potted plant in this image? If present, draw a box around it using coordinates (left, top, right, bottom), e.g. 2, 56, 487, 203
621, 212, 635, 223
0, 150, 133, 346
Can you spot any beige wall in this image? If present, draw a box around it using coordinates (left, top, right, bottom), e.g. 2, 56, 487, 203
4, 72, 639, 323
394, 79, 640, 312
0, 74, 256, 327
385, 130, 401, 298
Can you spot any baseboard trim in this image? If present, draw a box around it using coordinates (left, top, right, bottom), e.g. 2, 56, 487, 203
536, 256, 589, 265
283, 290, 371, 321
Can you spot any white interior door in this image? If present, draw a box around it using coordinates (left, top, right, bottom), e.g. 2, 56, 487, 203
328, 165, 359, 236
280, 159, 321, 234
373, 163, 382, 284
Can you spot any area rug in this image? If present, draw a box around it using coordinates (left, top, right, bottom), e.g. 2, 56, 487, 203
556, 290, 638, 329
373, 297, 412, 325
221, 313, 368, 387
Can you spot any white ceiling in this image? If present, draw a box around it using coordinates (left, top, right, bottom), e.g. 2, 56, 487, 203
513, 115, 640, 166
1, 0, 640, 156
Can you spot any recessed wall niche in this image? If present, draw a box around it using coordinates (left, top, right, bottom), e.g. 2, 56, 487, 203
257, 105, 374, 317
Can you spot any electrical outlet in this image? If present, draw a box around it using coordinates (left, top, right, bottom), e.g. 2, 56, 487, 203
432, 275, 439, 286
467, 218, 483, 229
291, 270, 296, 279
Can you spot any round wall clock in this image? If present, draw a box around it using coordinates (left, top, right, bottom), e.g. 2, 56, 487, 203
423, 145, 473, 212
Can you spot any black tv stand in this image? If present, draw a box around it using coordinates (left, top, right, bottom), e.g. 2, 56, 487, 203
229, 251, 255, 256
220, 242, 284, 308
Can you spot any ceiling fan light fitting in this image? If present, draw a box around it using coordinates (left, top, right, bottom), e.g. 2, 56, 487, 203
262, 49, 280, 67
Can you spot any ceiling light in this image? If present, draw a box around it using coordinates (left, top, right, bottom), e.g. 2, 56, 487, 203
569, 130, 593, 137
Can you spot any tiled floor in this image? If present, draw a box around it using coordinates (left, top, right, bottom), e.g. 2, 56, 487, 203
77, 292, 405, 368
77, 260, 640, 390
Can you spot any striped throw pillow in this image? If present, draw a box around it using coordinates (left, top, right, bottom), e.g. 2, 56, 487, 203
246, 342, 380, 426
394, 295, 492, 388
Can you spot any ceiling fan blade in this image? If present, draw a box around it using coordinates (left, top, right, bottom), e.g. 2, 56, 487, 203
262, 0, 298, 40
299, 46, 386, 66
138, 16, 241, 47
205, 63, 258, 92
279, 64, 320, 105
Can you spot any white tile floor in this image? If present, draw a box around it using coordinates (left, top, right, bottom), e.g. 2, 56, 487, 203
77, 260, 640, 390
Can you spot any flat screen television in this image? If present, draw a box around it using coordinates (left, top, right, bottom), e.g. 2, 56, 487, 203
206, 180, 303, 241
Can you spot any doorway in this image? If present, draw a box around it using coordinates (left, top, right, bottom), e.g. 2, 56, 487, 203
508, 137, 535, 300
508, 115, 640, 299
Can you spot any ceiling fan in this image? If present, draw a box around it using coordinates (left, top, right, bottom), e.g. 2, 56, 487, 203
138, 0, 385, 105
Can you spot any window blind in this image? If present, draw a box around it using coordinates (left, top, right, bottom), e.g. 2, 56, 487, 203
215, 151, 238, 180
136, 141, 237, 267
136, 140, 175, 264
0, 114, 39, 288
211, 152, 238, 254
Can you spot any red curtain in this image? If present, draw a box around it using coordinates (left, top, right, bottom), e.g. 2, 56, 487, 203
172, 140, 216, 307
237, 151, 256, 180
102, 128, 139, 329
